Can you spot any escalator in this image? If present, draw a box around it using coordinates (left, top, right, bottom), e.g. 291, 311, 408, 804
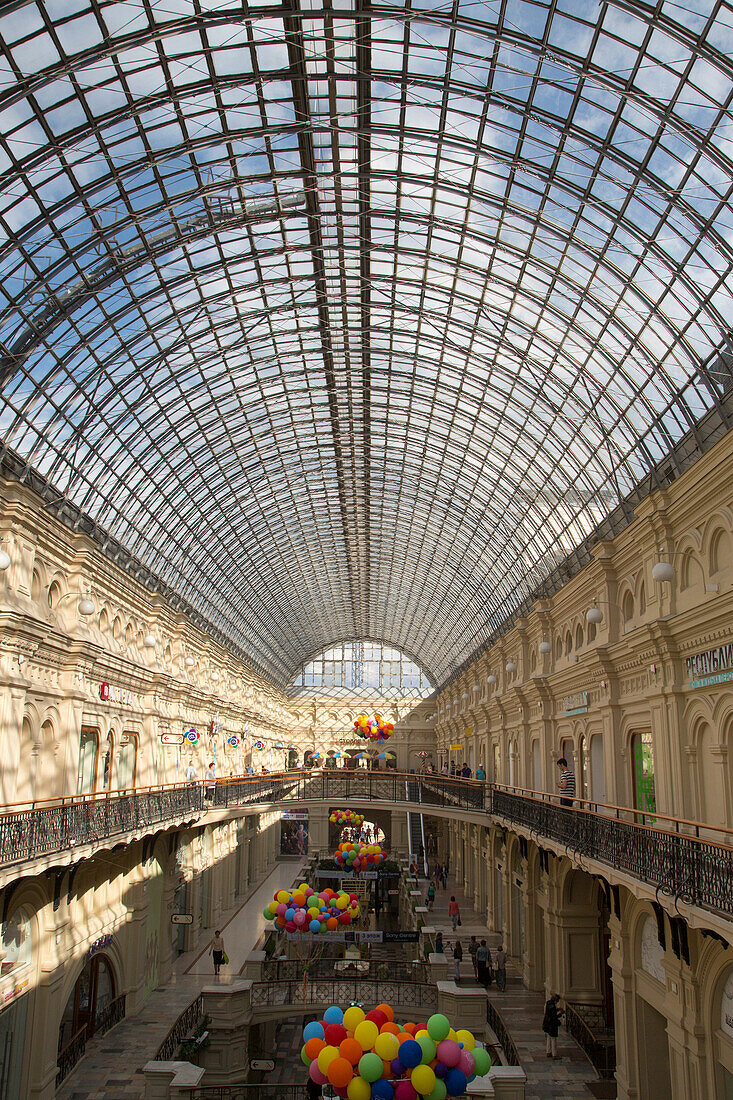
407, 811, 428, 877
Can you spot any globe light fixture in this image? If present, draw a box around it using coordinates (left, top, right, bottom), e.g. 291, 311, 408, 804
78, 597, 96, 616
143, 634, 156, 648
0, 547, 10, 571
539, 639, 551, 654
211, 671, 220, 682
487, 673, 497, 685
506, 660, 517, 673
185, 656, 195, 667
652, 561, 675, 583
586, 601, 604, 624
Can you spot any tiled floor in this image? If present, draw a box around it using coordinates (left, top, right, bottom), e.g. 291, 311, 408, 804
57, 862, 305, 1100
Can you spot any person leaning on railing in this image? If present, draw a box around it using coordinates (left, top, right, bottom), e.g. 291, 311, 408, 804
556, 757, 576, 807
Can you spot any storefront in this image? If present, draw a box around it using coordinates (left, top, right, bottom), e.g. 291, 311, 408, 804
58, 942, 117, 1054
0, 908, 33, 1097
280, 809, 309, 855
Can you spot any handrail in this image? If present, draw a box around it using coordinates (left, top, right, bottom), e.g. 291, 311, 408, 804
155, 993, 204, 1061
485, 999, 520, 1066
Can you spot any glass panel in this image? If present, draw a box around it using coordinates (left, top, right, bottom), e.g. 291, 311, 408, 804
632, 732, 656, 817
77, 730, 98, 795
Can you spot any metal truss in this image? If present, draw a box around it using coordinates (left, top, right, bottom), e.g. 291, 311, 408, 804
0, 0, 731, 685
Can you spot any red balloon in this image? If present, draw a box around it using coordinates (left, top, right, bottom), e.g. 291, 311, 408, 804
366, 1009, 388, 1030
325, 1023, 347, 1046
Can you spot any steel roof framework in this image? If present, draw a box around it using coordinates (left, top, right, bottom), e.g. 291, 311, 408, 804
0, 0, 730, 685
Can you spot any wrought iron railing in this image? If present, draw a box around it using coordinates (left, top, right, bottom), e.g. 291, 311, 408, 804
261, 957, 427, 983
251, 978, 437, 1010
490, 786, 733, 916
56, 1026, 88, 1087
486, 998, 520, 1067
155, 994, 204, 1061
0, 784, 203, 867
56, 994, 127, 1086
565, 1002, 616, 1079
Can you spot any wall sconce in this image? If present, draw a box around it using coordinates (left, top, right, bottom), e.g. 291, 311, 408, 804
505, 660, 517, 674
539, 639, 551, 654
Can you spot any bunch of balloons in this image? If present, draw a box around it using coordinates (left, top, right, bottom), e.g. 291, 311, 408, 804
264, 885, 361, 933
330, 810, 365, 828
334, 842, 386, 872
354, 712, 394, 743
301, 1004, 491, 1099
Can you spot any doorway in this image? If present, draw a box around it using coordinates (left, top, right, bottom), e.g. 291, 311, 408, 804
58, 954, 116, 1052
636, 998, 672, 1100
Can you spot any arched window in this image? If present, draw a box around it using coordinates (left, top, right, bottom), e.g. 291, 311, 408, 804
77, 728, 99, 795
587, 620, 597, 643
112, 616, 123, 641
117, 734, 138, 790
622, 590, 634, 624
680, 549, 696, 591
638, 582, 646, 615
575, 623, 584, 650
98, 608, 109, 634
48, 580, 62, 610
555, 637, 562, 661
30, 570, 42, 603
290, 641, 433, 697
125, 621, 135, 646
710, 528, 730, 575
564, 631, 572, 656
58, 953, 116, 1054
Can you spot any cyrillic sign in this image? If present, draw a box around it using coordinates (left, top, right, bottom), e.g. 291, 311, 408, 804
562, 692, 588, 715
687, 643, 733, 688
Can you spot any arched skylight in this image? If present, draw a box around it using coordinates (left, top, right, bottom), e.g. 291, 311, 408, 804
291, 642, 433, 698
0, 0, 730, 685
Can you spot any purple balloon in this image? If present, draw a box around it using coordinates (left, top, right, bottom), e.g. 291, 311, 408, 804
434, 1061, 448, 1079
391, 1057, 405, 1076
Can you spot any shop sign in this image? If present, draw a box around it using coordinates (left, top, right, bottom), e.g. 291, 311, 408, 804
250, 1060, 275, 1072
687, 643, 733, 689
449, 743, 463, 751
2, 977, 28, 1005
171, 914, 194, 925
99, 682, 136, 706
463, 727, 473, 735
161, 733, 183, 745
85, 933, 113, 963
562, 691, 588, 715
281, 810, 309, 821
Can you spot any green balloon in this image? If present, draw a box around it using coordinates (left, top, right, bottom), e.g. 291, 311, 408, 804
417, 1034, 437, 1063
426, 1013, 451, 1042
263, 907, 273, 920
472, 1047, 492, 1076
300, 1044, 310, 1067
358, 1053, 383, 1083
425, 1081, 447, 1100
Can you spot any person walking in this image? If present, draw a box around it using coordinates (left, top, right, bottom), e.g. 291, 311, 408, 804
441, 865, 448, 889
468, 935, 478, 978
453, 939, 463, 984
495, 943, 507, 991
211, 930, 225, 977
542, 993, 564, 1058
448, 895, 461, 931
427, 881, 436, 911
556, 757, 576, 806
476, 939, 490, 986
435, 930, 444, 953
306, 1075, 322, 1099
204, 761, 216, 803
475, 762, 486, 781
184, 761, 198, 785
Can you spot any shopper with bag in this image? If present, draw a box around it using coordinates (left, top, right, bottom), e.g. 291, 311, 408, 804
211, 930, 226, 977
448, 895, 461, 931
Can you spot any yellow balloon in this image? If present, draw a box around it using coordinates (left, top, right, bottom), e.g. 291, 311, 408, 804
317, 1046, 339, 1075
455, 1029, 475, 1051
415, 1029, 429, 1039
448, 1028, 458, 1041
411, 1065, 436, 1095
374, 1032, 399, 1061
343, 1006, 366, 1032
347, 1075, 371, 1100
277, 890, 291, 903
354, 1020, 379, 1051
336, 895, 349, 910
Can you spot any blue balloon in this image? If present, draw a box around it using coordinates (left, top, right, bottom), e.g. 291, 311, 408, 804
390, 1058, 405, 1076
371, 1082, 394, 1100
303, 1021, 325, 1042
445, 1068, 468, 1096
434, 1061, 448, 1078
309, 919, 321, 933
399, 1039, 422, 1068
285, 908, 295, 921
323, 1004, 344, 1024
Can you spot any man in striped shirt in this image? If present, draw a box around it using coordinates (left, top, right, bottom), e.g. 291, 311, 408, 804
556, 757, 576, 806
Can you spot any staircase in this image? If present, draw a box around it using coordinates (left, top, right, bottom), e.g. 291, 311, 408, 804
407, 811, 428, 876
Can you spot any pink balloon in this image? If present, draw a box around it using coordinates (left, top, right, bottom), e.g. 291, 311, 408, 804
309, 1063, 327, 1085
436, 1040, 461, 1067
275, 903, 287, 916
285, 920, 296, 933
394, 1083, 418, 1100
458, 1050, 475, 1076
293, 910, 307, 926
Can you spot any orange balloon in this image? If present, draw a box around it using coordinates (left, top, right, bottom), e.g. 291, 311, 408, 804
376, 1003, 395, 1023
305, 1038, 325, 1061
327, 1057, 354, 1088
398, 1030, 416, 1045
402, 1023, 417, 1037
339, 1038, 362, 1065
380, 1022, 401, 1036
381, 1060, 392, 1079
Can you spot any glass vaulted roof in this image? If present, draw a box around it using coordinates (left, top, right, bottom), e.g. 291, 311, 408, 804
0, 0, 731, 686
